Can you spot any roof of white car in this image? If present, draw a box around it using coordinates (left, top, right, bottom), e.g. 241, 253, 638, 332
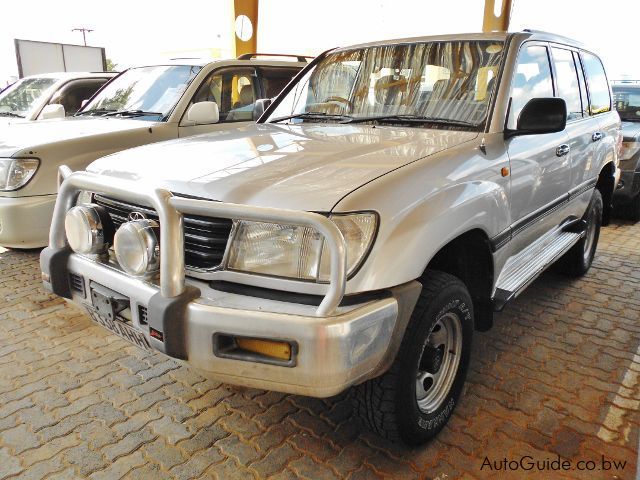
21, 71, 117, 81
334, 30, 583, 51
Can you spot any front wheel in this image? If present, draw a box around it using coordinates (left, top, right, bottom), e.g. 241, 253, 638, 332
559, 189, 602, 277
353, 270, 473, 445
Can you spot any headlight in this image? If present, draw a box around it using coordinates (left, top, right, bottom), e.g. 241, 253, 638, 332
114, 219, 160, 276
65, 204, 115, 254
226, 212, 377, 281
0, 158, 39, 191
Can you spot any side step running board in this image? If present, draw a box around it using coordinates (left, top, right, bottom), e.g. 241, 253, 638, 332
493, 223, 585, 311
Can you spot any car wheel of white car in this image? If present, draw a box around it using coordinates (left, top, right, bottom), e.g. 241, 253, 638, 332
353, 270, 473, 445
559, 189, 603, 277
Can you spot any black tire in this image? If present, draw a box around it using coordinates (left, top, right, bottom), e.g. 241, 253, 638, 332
353, 270, 473, 445
559, 189, 602, 277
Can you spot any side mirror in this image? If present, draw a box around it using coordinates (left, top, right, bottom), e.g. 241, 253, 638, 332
186, 101, 219, 125
506, 98, 567, 138
253, 98, 272, 120
41, 104, 66, 120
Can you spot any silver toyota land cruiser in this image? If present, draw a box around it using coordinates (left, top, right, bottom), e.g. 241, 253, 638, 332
41, 30, 620, 445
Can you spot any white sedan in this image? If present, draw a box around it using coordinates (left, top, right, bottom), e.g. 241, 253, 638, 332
0, 72, 115, 124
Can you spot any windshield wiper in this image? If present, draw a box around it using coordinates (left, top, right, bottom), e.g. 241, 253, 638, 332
103, 109, 164, 118
75, 108, 117, 116
343, 114, 478, 128
270, 112, 353, 123
0, 111, 24, 118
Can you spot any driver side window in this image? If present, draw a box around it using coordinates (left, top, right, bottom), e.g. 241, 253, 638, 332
190, 69, 257, 122
507, 44, 554, 129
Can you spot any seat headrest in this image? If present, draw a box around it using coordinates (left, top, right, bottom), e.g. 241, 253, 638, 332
239, 84, 254, 106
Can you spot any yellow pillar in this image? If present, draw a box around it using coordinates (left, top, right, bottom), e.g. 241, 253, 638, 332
482, 0, 513, 32
232, 0, 259, 58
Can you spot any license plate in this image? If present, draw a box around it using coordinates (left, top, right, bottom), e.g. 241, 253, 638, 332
86, 308, 151, 351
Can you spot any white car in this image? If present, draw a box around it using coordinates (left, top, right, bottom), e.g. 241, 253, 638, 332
43, 31, 620, 444
0, 72, 115, 124
0, 55, 306, 247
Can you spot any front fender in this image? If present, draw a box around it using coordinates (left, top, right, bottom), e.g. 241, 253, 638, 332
339, 148, 510, 293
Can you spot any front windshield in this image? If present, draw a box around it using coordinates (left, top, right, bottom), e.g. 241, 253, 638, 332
80, 65, 202, 120
0, 77, 58, 118
267, 40, 505, 128
613, 86, 640, 122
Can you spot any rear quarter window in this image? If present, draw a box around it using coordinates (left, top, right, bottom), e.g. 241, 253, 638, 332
581, 52, 611, 115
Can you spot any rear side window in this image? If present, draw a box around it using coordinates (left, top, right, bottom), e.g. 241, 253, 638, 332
581, 52, 611, 115
508, 44, 554, 129
551, 48, 582, 121
260, 67, 300, 98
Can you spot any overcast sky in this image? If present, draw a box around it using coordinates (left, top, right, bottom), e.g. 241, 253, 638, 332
1, 0, 638, 85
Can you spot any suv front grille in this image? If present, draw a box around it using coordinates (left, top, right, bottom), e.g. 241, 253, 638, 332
93, 194, 233, 270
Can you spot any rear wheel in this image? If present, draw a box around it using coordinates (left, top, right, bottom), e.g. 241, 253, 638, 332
559, 189, 602, 277
353, 270, 473, 445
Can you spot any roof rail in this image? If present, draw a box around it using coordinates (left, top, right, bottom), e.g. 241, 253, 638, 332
237, 53, 314, 62
611, 79, 640, 84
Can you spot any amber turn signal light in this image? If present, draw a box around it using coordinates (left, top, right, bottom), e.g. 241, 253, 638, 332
236, 337, 292, 361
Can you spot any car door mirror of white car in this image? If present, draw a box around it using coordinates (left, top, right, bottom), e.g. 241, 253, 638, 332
186, 101, 220, 125
40, 103, 66, 120
505, 97, 567, 139
253, 98, 272, 121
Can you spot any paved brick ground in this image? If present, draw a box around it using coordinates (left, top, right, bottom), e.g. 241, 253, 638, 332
0, 219, 638, 479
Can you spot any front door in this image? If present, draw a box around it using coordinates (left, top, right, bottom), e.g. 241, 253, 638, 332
507, 43, 572, 251
179, 67, 258, 137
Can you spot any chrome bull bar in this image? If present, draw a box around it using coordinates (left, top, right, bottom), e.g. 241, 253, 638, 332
51, 167, 347, 316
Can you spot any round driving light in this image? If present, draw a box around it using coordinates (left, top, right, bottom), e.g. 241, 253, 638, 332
65, 204, 114, 254
114, 219, 160, 276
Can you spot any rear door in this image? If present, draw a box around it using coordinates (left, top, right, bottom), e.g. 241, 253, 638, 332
549, 46, 597, 217
506, 43, 571, 250
580, 51, 619, 195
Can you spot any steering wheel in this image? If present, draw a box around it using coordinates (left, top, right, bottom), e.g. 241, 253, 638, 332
325, 96, 353, 110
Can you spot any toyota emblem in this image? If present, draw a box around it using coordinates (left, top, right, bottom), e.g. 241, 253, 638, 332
128, 211, 147, 221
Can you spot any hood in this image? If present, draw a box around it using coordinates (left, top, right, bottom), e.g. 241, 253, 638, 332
88, 123, 478, 211
0, 117, 160, 157
622, 121, 640, 141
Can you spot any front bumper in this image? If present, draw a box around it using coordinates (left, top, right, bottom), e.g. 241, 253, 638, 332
0, 195, 56, 248
42, 251, 419, 397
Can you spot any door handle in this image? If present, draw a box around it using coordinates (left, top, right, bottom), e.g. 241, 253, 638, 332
556, 144, 570, 157
592, 131, 603, 142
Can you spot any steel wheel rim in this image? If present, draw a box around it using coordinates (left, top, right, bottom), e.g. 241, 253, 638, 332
415, 312, 462, 414
583, 209, 597, 263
